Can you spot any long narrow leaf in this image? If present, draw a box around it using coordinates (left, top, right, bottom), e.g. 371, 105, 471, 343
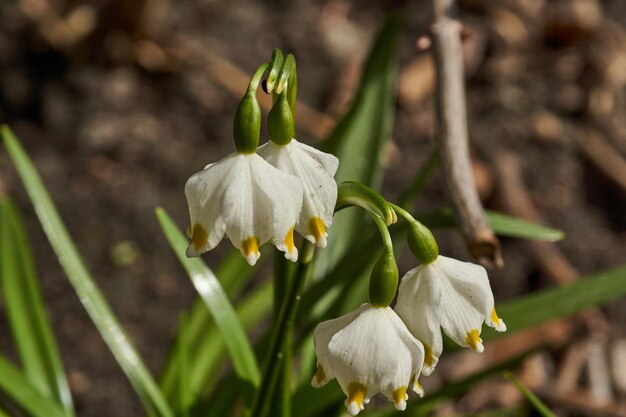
0, 355, 67, 417
317, 14, 401, 271
0, 198, 74, 415
159, 249, 258, 402
1, 125, 173, 417
418, 208, 564, 242
503, 371, 556, 417
483, 265, 626, 341
155, 207, 260, 387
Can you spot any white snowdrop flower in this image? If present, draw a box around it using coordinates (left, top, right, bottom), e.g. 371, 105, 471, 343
184, 152, 303, 265
257, 139, 338, 248
395, 255, 507, 376
312, 304, 425, 415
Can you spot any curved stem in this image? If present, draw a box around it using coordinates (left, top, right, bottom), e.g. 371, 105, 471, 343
367, 212, 393, 251
247, 63, 270, 96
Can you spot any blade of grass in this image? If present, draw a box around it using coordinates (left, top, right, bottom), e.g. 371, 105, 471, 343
418, 208, 564, 242
0, 198, 74, 416
503, 371, 556, 417
159, 249, 259, 402
0, 355, 67, 417
1, 125, 173, 417
482, 265, 626, 342
177, 313, 191, 417
155, 207, 260, 387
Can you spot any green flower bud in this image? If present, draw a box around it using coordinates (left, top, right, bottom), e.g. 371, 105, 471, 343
233, 91, 262, 153
369, 248, 399, 307
268, 90, 295, 146
407, 220, 439, 264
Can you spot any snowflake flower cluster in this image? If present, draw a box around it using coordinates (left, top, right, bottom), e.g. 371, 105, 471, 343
311, 257, 507, 415
183, 56, 506, 416
185, 138, 337, 265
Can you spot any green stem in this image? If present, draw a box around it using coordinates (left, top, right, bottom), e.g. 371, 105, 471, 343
247, 63, 270, 95
250, 241, 315, 417
270, 250, 294, 417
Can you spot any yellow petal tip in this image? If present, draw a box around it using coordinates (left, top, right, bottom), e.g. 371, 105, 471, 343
346, 382, 367, 416
465, 329, 484, 352
190, 224, 208, 253
241, 236, 260, 265
308, 217, 327, 247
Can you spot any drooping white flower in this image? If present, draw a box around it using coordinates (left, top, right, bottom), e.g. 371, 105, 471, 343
257, 139, 338, 248
184, 152, 303, 265
395, 255, 507, 376
312, 304, 425, 415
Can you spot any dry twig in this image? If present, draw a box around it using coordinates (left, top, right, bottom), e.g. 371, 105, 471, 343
431, 0, 502, 267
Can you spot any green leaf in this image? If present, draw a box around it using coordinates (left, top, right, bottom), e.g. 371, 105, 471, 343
484, 265, 626, 341
176, 313, 191, 417
418, 208, 564, 242
155, 207, 260, 387
317, 14, 401, 270
159, 248, 258, 401
503, 371, 556, 417
1, 125, 173, 417
0, 198, 74, 416
0, 355, 67, 417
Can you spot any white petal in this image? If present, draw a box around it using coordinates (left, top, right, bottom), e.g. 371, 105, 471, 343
249, 155, 303, 261
221, 155, 302, 264
437, 256, 506, 331
284, 139, 339, 177
258, 140, 338, 247
395, 264, 443, 375
312, 305, 421, 414
184, 153, 239, 256
312, 305, 366, 387
327, 307, 414, 398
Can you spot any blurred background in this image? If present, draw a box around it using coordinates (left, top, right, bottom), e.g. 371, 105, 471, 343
1, 0, 625, 415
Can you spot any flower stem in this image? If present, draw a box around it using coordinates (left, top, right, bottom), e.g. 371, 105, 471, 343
270, 250, 295, 417
249, 241, 315, 417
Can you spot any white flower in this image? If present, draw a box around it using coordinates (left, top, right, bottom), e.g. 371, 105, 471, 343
184, 152, 303, 265
257, 139, 338, 248
395, 255, 507, 376
312, 304, 425, 416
